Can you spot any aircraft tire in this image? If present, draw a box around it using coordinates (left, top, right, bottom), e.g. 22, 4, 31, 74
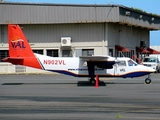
90, 78, 95, 85
145, 78, 151, 84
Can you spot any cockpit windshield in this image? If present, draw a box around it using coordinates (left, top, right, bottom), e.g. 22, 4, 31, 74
128, 59, 137, 66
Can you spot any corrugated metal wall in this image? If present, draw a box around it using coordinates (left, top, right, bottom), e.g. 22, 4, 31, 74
0, 3, 159, 29
2, 23, 104, 43
119, 25, 149, 47
0, 3, 119, 24
0, 26, 1, 43
0, 25, 7, 43
119, 7, 160, 30
107, 23, 149, 48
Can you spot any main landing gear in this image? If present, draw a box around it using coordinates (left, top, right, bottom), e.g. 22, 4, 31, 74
145, 74, 151, 84
89, 78, 96, 85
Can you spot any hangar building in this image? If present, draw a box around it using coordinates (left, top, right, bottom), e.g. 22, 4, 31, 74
0, 2, 160, 74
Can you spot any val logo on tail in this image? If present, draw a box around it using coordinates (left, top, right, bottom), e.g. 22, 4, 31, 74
11, 37, 26, 49
3, 24, 155, 85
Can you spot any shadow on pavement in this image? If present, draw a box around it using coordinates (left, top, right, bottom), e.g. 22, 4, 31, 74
77, 81, 106, 87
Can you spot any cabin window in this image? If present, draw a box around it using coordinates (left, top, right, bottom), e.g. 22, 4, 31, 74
117, 61, 126, 66
128, 59, 137, 66
0, 50, 8, 62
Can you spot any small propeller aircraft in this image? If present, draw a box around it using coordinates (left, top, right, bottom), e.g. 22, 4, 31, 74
3, 24, 155, 84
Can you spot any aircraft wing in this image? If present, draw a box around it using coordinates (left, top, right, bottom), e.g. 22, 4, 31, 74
80, 56, 115, 69
79, 56, 111, 61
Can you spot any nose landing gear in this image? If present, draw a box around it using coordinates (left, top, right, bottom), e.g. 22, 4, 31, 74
145, 74, 151, 84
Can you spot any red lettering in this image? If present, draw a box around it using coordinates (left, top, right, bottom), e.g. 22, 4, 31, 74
44, 60, 48, 64
51, 60, 54, 64
55, 60, 58, 65
62, 60, 66, 65
43, 60, 66, 65
59, 60, 63, 65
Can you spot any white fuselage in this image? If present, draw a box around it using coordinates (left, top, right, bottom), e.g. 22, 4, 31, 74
35, 53, 155, 78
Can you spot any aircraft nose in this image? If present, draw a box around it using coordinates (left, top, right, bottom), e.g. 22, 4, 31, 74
142, 65, 156, 73
152, 69, 156, 73
149, 67, 156, 73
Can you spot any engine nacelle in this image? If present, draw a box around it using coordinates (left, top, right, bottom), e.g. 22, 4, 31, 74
94, 61, 114, 69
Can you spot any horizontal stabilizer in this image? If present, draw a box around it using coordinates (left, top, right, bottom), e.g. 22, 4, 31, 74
2, 57, 24, 65
2, 57, 24, 61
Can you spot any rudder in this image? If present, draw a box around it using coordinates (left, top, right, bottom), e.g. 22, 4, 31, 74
8, 24, 34, 58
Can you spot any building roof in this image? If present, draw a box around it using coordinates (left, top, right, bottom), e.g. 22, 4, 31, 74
0, 2, 160, 30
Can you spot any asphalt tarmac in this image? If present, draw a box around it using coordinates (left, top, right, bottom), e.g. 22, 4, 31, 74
0, 74, 160, 120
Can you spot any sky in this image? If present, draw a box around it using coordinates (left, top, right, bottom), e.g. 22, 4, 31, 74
3, 0, 160, 46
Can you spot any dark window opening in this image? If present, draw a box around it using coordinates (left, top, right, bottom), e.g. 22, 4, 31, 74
62, 50, 72, 57
47, 50, 58, 57
82, 49, 94, 56
33, 50, 43, 55
109, 48, 113, 57
0, 50, 9, 62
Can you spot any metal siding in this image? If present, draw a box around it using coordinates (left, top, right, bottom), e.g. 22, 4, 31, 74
77, 7, 83, 21
0, 4, 120, 24
0, 5, 2, 21
53, 6, 57, 22
107, 23, 120, 47
24, 5, 30, 23
47, 6, 52, 23
69, 7, 74, 22
119, 8, 160, 30
65, 6, 71, 23
16, 23, 104, 43
0, 3, 160, 30
96, 7, 102, 22
32, 6, 37, 23
99, 7, 107, 21
105, 7, 119, 22
0, 26, 1, 43
107, 23, 149, 49
2, 5, 9, 23
3, 25, 7, 43
90, 7, 96, 21
81, 7, 86, 21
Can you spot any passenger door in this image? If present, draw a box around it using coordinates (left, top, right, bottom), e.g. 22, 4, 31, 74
115, 60, 127, 75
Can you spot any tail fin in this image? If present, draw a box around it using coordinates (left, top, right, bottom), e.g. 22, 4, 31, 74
8, 24, 34, 58
3, 24, 42, 69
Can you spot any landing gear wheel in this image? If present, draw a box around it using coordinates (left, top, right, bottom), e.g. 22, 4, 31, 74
90, 78, 95, 85
145, 78, 151, 84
